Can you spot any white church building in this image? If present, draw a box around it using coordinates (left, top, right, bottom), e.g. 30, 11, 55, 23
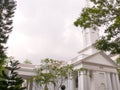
66, 28, 120, 90
17, 28, 120, 90
12, 0, 120, 90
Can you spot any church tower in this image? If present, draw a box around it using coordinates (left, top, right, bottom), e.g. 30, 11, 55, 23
78, 0, 99, 55
82, 28, 99, 48
82, 0, 99, 48
78, 28, 99, 56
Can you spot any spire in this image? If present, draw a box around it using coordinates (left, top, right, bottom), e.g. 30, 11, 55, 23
86, 0, 90, 7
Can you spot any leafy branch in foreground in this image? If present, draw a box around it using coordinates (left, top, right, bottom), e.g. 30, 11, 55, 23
0, 58, 26, 90
74, 0, 120, 54
33, 58, 73, 90
0, 0, 16, 65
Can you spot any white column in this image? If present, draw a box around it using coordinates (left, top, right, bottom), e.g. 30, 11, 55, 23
106, 73, 112, 90
68, 73, 74, 90
115, 73, 120, 90
86, 71, 90, 90
29, 81, 33, 90
26, 79, 33, 90
78, 71, 82, 90
111, 73, 117, 90
67, 77, 71, 90
78, 71, 88, 90
91, 71, 96, 90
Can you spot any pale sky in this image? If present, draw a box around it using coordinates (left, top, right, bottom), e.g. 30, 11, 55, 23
7, 0, 87, 64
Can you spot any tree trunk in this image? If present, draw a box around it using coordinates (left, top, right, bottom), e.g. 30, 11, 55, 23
44, 84, 48, 90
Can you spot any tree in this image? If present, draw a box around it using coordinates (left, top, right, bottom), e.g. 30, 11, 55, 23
74, 0, 120, 55
0, 0, 16, 65
33, 58, 73, 90
23, 59, 32, 64
0, 59, 26, 90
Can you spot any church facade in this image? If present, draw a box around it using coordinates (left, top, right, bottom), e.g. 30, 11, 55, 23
65, 28, 120, 90
68, 51, 120, 90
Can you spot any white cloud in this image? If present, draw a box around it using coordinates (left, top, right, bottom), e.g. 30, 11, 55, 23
7, 0, 86, 64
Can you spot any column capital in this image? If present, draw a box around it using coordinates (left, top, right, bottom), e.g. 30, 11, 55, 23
78, 70, 88, 76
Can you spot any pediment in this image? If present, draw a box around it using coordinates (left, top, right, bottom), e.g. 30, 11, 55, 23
82, 52, 117, 67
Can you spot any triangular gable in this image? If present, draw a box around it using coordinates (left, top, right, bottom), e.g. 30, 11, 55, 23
82, 52, 117, 67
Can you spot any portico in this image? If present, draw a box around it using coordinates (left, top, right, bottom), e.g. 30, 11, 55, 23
67, 51, 120, 90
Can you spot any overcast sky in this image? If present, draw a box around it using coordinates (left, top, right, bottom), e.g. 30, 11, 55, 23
7, 0, 87, 64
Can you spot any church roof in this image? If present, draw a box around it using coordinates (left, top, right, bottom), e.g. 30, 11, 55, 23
72, 51, 117, 68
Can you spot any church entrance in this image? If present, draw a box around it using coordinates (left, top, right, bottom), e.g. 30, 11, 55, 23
98, 83, 106, 90
97, 72, 107, 90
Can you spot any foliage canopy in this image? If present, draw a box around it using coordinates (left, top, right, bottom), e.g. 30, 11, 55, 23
33, 58, 73, 90
0, 0, 16, 65
74, 0, 120, 54
0, 59, 26, 90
